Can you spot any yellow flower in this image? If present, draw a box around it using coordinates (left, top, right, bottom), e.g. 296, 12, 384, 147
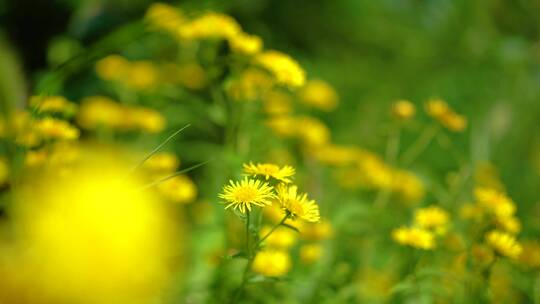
126, 61, 159, 90
296, 116, 331, 147
259, 226, 297, 249
485, 230, 522, 259
425, 98, 467, 132
300, 244, 322, 264
95, 55, 130, 81
391, 100, 415, 120
157, 175, 197, 204
255, 50, 306, 88
229, 32, 263, 55
128, 107, 166, 133
310, 144, 360, 166
474, 187, 516, 218
276, 184, 320, 222
218, 177, 275, 213
298, 79, 339, 111
425, 98, 449, 118
29, 95, 77, 115
243, 162, 295, 183
177, 63, 208, 90
227, 68, 274, 101
76, 96, 124, 130
35, 118, 80, 140
414, 206, 449, 232
265, 115, 297, 137
178, 12, 241, 40
263, 90, 293, 116
390, 170, 425, 204
0, 158, 8, 186
496, 216, 521, 234
142, 152, 179, 174
251, 250, 291, 277
145, 2, 185, 33
298, 220, 334, 241
392, 226, 435, 250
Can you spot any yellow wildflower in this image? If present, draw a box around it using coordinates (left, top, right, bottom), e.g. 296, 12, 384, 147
227, 68, 274, 101
391, 99, 415, 120
300, 244, 323, 264
263, 90, 293, 116
390, 170, 425, 204
129, 107, 166, 133
229, 32, 263, 55
178, 12, 241, 40
296, 116, 331, 147
145, 2, 185, 33
29, 95, 77, 115
299, 79, 339, 111
486, 230, 522, 259
299, 220, 334, 241
95, 55, 130, 81
392, 226, 436, 250
76, 96, 124, 130
414, 206, 449, 233
496, 216, 521, 234
310, 144, 360, 166
142, 152, 179, 174
259, 226, 297, 249
218, 177, 275, 213
425, 98, 467, 132
126, 61, 159, 90
276, 184, 320, 222
35, 118, 79, 140
157, 175, 197, 204
265, 115, 297, 137
243, 162, 295, 183
474, 187, 516, 218
252, 250, 291, 277
255, 50, 306, 88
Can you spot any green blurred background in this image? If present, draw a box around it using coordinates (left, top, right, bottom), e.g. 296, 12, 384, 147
1, 0, 539, 230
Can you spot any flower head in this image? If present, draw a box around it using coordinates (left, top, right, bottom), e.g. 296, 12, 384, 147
243, 162, 295, 183
276, 184, 320, 222
392, 226, 435, 250
218, 177, 275, 213
251, 250, 291, 277
414, 206, 449, 232
255, 50, 306, 88
485, 230, 522, 259
391, 100, 415, 120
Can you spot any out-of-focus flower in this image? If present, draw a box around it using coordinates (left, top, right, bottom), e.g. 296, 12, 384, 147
0, 158, 8, 186
95, 55, 130, 81
390, 170, 425, 204
519, 241, 540, 269
310, 144, 360, 166
263, 90, 293, 116
0, 150, 180, 303
296, 116, 331, 147
77, 96, 124, 130
128, 107, 166, 133
259, 226, 297, 249
425, 98, 467, 132
459, 203, 484, 220
276, 184, 320, 223
219, 177, 275, 213
474, 187, 516, 218
29, 95, 77, 115
252, 250, 291, 277
145, 2, 185, 33
496, 216, 521, 234
265, 116, 297, 137
298, 79, 339, 111
298, 220, 334, 241
126, 61, 159, 90
414, 205, 449, 234
485, 230, 522, 259
391, 99, 415, 120
392, 226, 435, 250
157, 175, 197, 204
35, 118, 80, 141
178, 12, 241, 40
142, 152, 179, 175
300, 244, 322, 264
177, 63, 208, 90
255, 50, 306, 88
243, 162, 295, 183
228, 68, 274, 101
229, 32, 263, 55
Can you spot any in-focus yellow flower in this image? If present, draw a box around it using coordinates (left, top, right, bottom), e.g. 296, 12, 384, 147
474, 187, 516, 218
414, 206, 449, 232
95, 55, 130, 81
391, 99, 415, 120
243, 162, 295, 183
276, 184, 320, 222
392, 226, 435, 250
259, 226, 297, 249
255, 50, 306, 88
300, 244, 323, 264
145, 2, 185, 33
35, 118, 80, 140
251, 250, 291, 277
229, 32, 263, 55
29, 95, 77, 115
485, 230, 522, 259
157, 175, 197, 204
218, 177, 275, 213
178, 12, 241, 40
299, 79, 339, 111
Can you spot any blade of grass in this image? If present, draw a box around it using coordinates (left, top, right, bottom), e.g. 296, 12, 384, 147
139, 159, 212, 191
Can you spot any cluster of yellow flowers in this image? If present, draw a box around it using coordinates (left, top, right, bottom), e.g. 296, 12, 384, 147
392, 205, 450, 250
77, 96, 165, 133
425, 98, 467, 132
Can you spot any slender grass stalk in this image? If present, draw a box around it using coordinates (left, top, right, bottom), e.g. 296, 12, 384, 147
139, 159, 211, 190
400, 124, 439, 167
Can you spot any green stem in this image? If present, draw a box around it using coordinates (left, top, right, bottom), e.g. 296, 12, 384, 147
374, 126, 401, 209
245, 210, 251, 254
256, 214, 289, 249
400, 124, 439, 167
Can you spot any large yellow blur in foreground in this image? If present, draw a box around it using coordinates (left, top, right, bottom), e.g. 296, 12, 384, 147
0, 149, 181, 304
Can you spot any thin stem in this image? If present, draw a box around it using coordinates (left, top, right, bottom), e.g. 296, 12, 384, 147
245, 210, 251, 255
400, 124, 439, 167
374, 126, 401, 209
256, 214, 289, 249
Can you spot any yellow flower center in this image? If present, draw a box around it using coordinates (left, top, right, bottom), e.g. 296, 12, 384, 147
234, 186, 258, 202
